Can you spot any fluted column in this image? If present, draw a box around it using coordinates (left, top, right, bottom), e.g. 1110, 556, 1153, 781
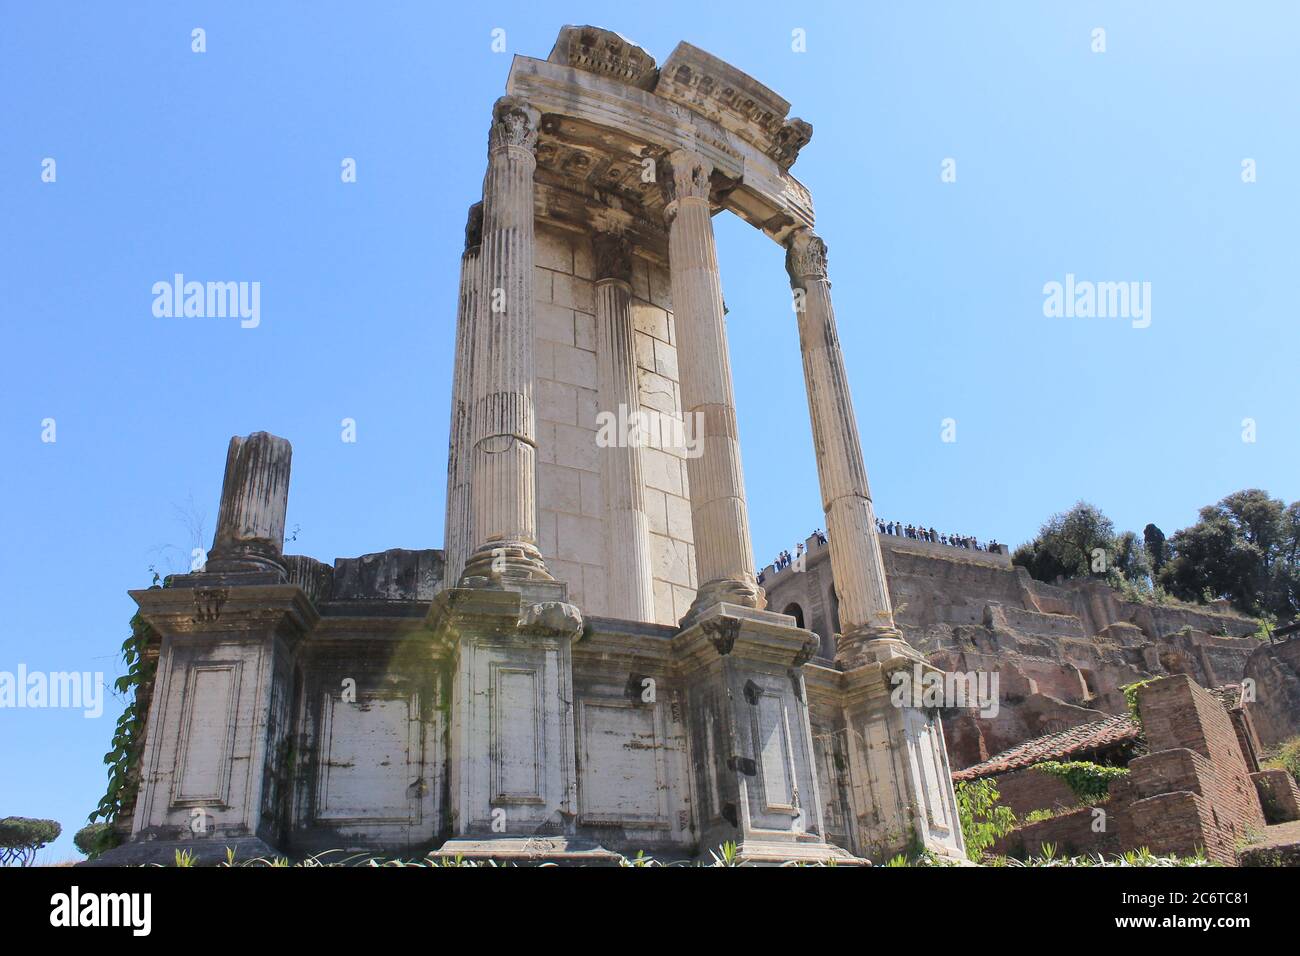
786, 228, 900, 662
207, 432, 292, 574
461, 97, 550, 585
593, 233, 656, 621
662, 149, 762, 619
443, 203, 483, 589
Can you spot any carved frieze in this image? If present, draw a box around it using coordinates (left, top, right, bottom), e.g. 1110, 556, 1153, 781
547, 25, 659, 90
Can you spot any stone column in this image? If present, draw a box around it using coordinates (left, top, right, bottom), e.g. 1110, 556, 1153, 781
785, 228, 900, 664
593, 233, 655, 621
662, 148, 762, 619
461, 97, 550, 586
207, 431, 292, 574
786, 228, 966, 861
443, 203, 483, 589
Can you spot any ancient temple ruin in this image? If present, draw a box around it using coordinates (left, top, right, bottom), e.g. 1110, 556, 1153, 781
99, 26, 965, 865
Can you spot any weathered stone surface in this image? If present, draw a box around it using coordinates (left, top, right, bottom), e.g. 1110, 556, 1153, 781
547, 25, 658, 90
207, 432, 292, 574
331, 549, 443, 602
1244, 634, 1300, 748
1254, 769, 1300, 824
284, 554, 334, 604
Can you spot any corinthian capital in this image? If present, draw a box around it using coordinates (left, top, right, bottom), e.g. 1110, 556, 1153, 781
785, 228, 828, 284
660, 149, 713, 208
488, 96, 540, 153
591, 232, 634, 284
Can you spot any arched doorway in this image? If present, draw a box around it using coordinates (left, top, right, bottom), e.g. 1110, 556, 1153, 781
782, 602, 806, 630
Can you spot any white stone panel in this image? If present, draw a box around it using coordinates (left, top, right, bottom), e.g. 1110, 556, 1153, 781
316, 693, 420, 823
552, 273, 595, 313
174, 663, 238, 804
577, 699, 669, 827
538, 462, 582, 514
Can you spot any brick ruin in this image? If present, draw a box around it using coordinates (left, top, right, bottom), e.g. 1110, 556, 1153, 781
765, 529, 1300, 862
762, 530, 1267, 766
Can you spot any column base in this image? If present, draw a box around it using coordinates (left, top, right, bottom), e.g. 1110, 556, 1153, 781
429, 586, 583, 849
674, 603, 846, 860
204, 548, 287, 576
834, 625, 921, 671
680, 576, 765, 629
839, 653, 967, 862
459, 542, 553, 589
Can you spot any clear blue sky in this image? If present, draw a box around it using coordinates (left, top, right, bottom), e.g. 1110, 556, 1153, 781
2, 2, 1296, 861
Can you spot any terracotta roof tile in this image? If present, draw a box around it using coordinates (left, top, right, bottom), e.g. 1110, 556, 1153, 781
952, 713, 1140, 781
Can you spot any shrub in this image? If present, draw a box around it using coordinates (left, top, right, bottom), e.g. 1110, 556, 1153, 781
954, 778, 1017, 862
73, 823, 112, 858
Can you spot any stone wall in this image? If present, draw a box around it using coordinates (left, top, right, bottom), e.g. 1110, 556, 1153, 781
988, 766, 1085, 818
533, 225, 694, 626
569, 617, 695, 852
1243, 636, 1300, 749
762, 531, 1261, 772
1252, 769, 1300, 825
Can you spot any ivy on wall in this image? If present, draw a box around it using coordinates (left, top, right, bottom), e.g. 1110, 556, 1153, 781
1032, 760, 1129, 804
85, 606, 159, 855
1120, 678, 1157, 728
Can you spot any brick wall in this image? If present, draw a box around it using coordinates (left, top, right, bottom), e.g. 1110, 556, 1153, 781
993, 805, 1117, 859
1252, 769, 1300, 824
1116, 675, 1266, 864
989, 766, 1082, 818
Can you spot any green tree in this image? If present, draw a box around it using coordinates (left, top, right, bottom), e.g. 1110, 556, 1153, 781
1159, 489, 1299, 619
1143, 523, 1167, 574
1114, 529, 1152, 589
1013, 501, 1118, 582
0, 817, 61, 867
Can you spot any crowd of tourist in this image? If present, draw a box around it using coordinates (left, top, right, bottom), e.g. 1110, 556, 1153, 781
760, 529, 828, 581
757, 522, 998, 585
875, 518, 999, 553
